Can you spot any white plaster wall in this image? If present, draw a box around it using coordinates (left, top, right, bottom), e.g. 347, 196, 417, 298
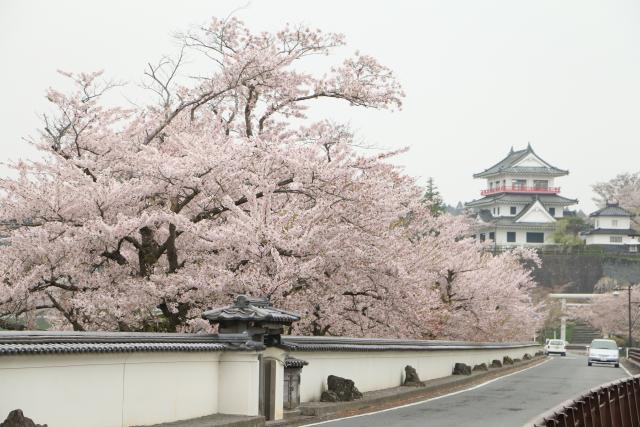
595, 216, 631, 229
585, 234, 612, 245
490, 203, 560, 219
0, 354, 125, 427
122, 353, 220, 426
217, 352, 260, 417
500, 203, 528, 216
291, 345, 540, 403
0, 344, 543, 424
483, 174, 562, 192
495, 229, 509, 244
495, 229, 549, 245
516, 203, 554, 223
0, 351, 262, 427
585, 234, 639, 245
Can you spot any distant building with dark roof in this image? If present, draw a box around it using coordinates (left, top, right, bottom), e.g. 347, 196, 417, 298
0, 220, 16, 247
581, 202, 639, 252
465, 144, 577, 246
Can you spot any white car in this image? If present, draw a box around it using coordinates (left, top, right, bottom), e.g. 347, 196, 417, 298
587, 339, 620, 367
545, 339, 567, 356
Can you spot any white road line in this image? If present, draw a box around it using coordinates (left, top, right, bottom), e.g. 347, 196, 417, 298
621, 363, 633, 377
301, 358, 552, 426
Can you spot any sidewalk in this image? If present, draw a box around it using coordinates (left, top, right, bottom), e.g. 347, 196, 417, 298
140, 414, 264, 427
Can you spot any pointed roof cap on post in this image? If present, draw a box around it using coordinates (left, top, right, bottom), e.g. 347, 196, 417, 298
202, 295, 301, 325
472, 144, 569, 178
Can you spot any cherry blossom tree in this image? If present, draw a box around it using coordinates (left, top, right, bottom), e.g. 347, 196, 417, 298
0, 18, 539, 341
593, 173, 640, 224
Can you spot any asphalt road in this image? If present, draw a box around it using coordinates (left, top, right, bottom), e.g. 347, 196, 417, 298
312, 354, 629, 427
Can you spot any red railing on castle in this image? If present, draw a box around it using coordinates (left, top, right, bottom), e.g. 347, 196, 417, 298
481, 186, 561, 196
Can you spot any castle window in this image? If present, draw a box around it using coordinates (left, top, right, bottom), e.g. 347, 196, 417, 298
610, 236, 623, 243
526, 232, 544, 243
489, 232, 495, 241
507, 232, 516, 242
480, 233, 486, 242
512, 179, 526, 189
533, 180, 548, 190
510, 206, 516, 215
612, 220, 618, 227
548, 207, 556, 216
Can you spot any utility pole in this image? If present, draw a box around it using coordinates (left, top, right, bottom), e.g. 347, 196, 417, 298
630, 284, 633, 348
614, 284, 639, 348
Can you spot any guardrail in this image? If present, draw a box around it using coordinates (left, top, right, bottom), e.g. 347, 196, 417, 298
629, 348, 640, 365
531, 376, 640, 426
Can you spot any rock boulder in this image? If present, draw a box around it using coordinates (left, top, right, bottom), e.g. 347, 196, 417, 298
320, 375, 362, 402
403, 365, 425, 386
0, 410, 46, 427
452, 363, 471, 375
472, 363, 488, 372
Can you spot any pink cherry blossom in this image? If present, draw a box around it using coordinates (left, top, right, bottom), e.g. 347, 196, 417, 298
0, 18, 539, 341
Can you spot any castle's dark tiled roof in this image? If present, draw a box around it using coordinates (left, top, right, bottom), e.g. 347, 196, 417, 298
583, 228, 639, 236
590, 203, 634, 218
477, 209, 494, 223
473, 145, 568, 178
466, 193, 577, 208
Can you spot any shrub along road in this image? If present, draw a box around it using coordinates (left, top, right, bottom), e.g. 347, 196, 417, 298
309, 354, 628, 427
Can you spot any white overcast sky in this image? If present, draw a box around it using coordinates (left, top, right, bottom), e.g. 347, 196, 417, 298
1, 0, 640, 212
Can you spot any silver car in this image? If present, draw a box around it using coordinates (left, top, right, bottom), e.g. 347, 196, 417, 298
545, 339, 567, 356
587, 339, 620, 367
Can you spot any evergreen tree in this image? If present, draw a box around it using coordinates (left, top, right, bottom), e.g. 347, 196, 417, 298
551, 217, 588, 246
423, 177, 446, 216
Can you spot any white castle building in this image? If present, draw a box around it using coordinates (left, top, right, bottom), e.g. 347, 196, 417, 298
465, 144, 577, 246
582, 202, 639, 252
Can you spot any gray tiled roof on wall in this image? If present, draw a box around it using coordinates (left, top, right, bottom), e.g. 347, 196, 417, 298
0, 331, 540, 355
583, 228, 640, 236
0, 342, 227, 355
0, 331, 253, 356
279, 336, 538, 352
